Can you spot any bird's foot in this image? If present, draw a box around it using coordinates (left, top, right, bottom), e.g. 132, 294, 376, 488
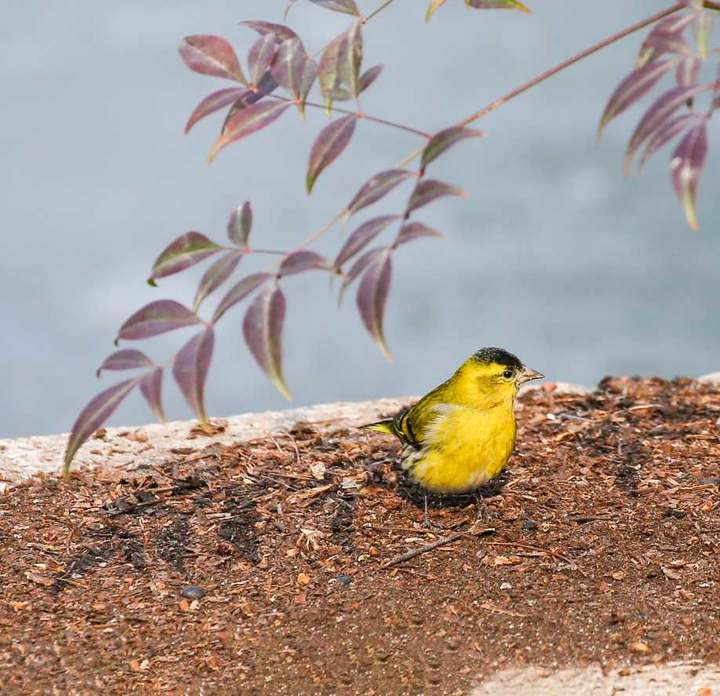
421, 493, 445, 529
473, 497, 490, 525
422, 510, 444, 530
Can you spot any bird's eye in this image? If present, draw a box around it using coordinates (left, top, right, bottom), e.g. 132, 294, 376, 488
503, 369, 513, 379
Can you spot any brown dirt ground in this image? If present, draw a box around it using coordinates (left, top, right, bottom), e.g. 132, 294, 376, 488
1, 377, 719, 695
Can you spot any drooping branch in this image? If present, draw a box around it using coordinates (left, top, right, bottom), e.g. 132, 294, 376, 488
458, 2, 687, 127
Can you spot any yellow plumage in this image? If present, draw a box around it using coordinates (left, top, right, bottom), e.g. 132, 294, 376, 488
364, 347, 543, 495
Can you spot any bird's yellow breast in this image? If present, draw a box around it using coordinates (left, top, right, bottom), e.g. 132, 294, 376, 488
403, 403, 517, 495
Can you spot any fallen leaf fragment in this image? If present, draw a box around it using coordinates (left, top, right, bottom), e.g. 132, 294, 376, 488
26, 573, 54, 587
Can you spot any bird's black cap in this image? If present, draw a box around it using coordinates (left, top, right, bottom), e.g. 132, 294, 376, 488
473, 347, 523, 370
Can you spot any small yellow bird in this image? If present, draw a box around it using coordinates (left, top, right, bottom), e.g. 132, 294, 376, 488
364, 347, 543, 496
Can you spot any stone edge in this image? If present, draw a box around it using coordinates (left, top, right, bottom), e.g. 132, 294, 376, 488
3, 376, 717, 486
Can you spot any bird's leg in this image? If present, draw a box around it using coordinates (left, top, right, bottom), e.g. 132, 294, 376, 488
473, 493, 487, 525
423, 493, 431, 527
422, 493, 444, 529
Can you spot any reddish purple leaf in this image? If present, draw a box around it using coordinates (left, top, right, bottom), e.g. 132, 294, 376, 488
676, 56, 700, 87
323, 86, 353, 102
212, 272, 273, 323
220, 74, 278, 134
395, 222, 443, 246
194, 252, 243, 310
356, 250, 393, 360
185, 88, 248, 134
421, 127, 485, 169
626, 84, 709, 162
466, 0, 531, 10
335, 215, 399, 268
173, 328, 215, 422
343, 22, 364, 96
339, 247, 385, 303
228, 202, 253, 247
208, 101, 290, 162
634, 112, 696, 171
149, 232, 222, 283
117, 301, 201, 342
406, 179, 464, 214
318, 31, 350, 103
248, 35, 278, 86
97, 349, 154, 378
346, 169, 414, 216
298, 59, 318, 106
240, 21, 299, 42
636, 15, 692, 67
309, 0, 360, 15
139, 367, 166, 422
279, 250, 332, 276
179, 35, 246, 84
598, 59, 676, 135
64, 378, 139, 475
359, 65, 384, 93
272, 39, 315, 110
669, 120, 708, 230
272, 38, 304, 88
243, 284, 291, 400
306, 114, 357, 193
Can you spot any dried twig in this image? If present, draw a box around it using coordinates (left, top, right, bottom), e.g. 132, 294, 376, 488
566, 514, 615, 524
381, 533, 466, 569
380, 527, 494, 569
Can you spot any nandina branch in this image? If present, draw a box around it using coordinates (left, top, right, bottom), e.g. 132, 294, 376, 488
457, 2, 687, 127
291, 2, 708, 257
288, 1, 713, 258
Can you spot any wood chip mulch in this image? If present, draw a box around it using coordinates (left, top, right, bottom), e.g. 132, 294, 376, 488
1, 377, 719, 695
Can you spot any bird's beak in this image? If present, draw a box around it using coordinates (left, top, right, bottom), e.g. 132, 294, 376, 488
518, 367, 544, 384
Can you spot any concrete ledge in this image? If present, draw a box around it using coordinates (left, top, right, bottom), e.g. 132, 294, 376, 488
698, 371, 720, 385
0, 398, 410, 484
1, 377, 710, 485
472, 662, 720, 695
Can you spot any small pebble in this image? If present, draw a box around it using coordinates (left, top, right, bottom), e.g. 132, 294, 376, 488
522, 519, 538, 531
180, 585, 206, 600
336, 574, 353, 586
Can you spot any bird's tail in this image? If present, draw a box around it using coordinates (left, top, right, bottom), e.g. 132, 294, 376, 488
360, 419, 395, 435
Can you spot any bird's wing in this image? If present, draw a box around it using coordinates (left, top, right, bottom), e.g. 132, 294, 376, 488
399, 380, 454, 449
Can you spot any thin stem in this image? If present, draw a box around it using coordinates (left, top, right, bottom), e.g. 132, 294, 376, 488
298, 210, 347, 249
354, 109, 431, 138
394, 145, 425, 169
249, 248, 287, 256
457, 2, 686, 127
268, 94, 431, 138
219, 244, 286, 256
364, 0, 397, 23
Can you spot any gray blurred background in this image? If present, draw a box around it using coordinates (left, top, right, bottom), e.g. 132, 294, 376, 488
2, 1, 719, 438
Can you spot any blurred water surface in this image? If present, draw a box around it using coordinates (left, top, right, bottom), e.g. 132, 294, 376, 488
2, 1, 718, 437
